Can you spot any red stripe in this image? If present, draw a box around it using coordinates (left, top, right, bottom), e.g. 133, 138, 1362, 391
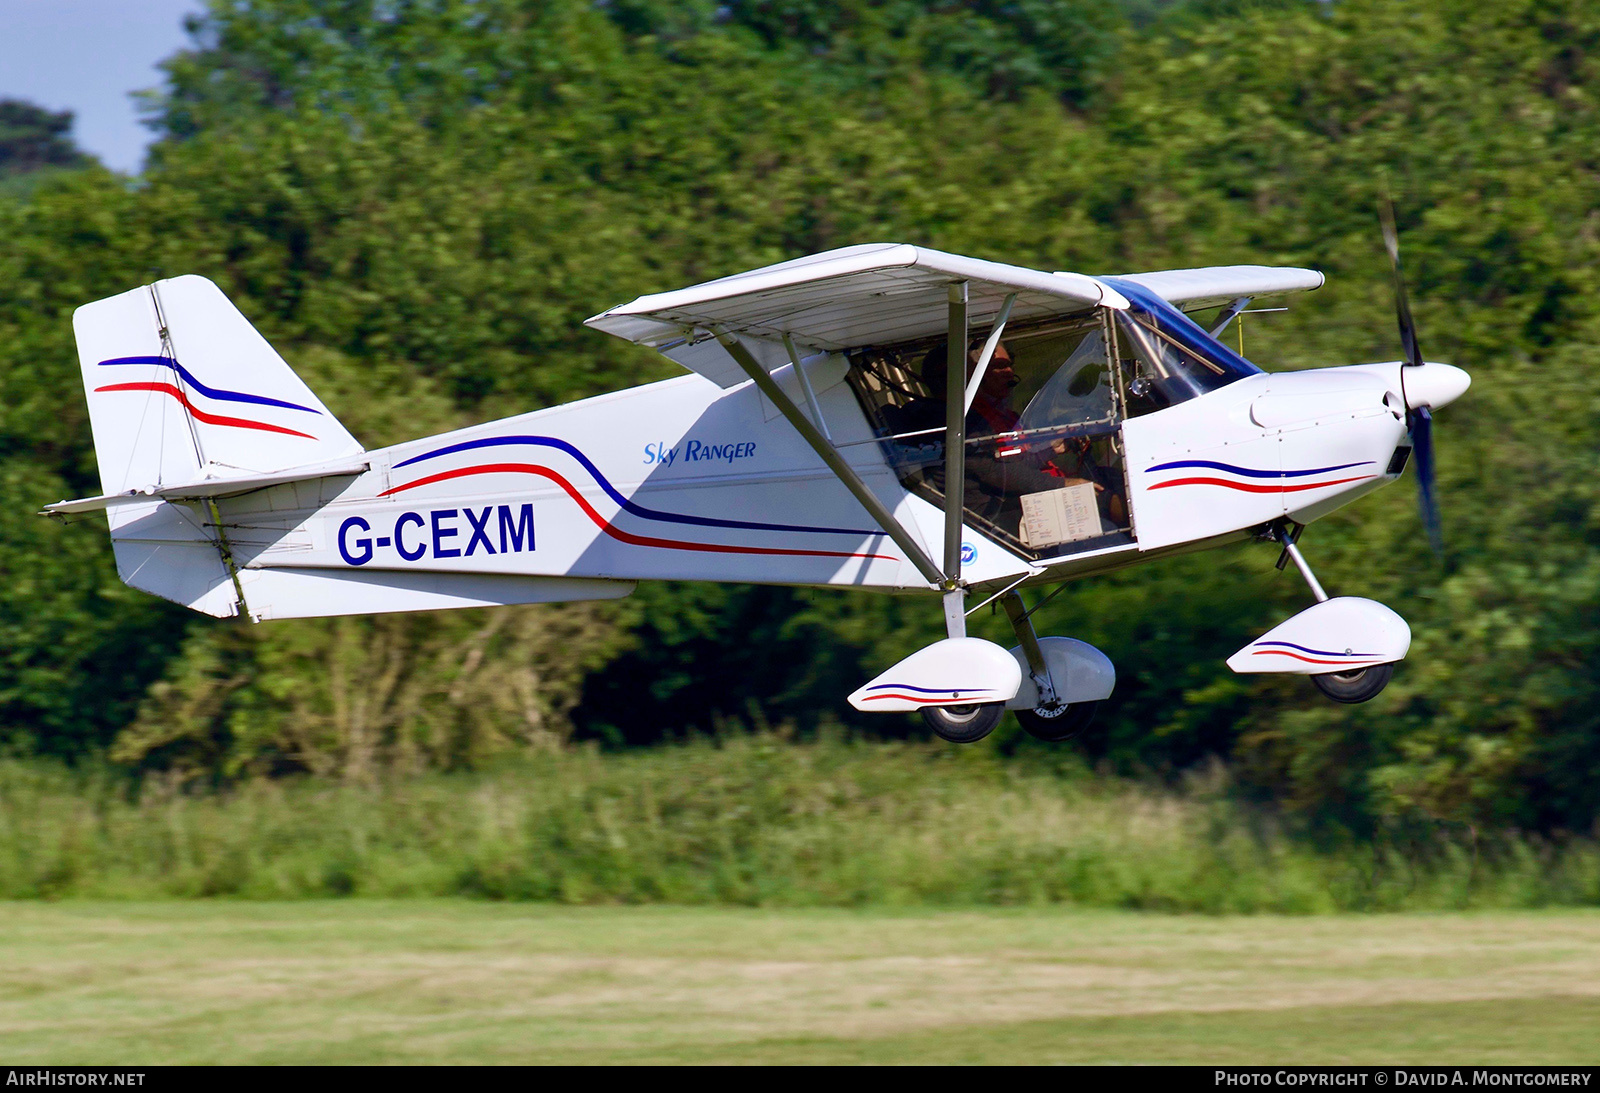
382, 463, 899, 562
95, 382, 316, 440
861, 694, 981, 705
1148, 475, 1374, 494
1251, 650, 1385, 666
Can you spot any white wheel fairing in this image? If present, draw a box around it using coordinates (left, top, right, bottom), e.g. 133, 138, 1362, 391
1004, 636, 1115, 710
848, 637, 1023, 712
1227, 597, 1411, 675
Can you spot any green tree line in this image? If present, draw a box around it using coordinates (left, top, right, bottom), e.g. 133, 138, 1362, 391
1, 0, 1597, 839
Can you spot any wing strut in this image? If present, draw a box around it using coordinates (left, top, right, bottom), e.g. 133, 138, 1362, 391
1209, 296, 1252, 338
782, 333, 832, 442
963, 292, 1016, 413
713, 329, 945, 586
942, 282, 970, 637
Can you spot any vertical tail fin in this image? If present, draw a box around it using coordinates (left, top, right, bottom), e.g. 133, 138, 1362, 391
72, 276, 365, 617
74, 275, 363, 491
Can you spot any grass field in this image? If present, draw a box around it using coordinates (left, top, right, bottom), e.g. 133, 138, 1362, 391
2, 903, 1597, 1064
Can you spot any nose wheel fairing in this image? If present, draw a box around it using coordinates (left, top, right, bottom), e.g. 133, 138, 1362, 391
1229, 525, 1409, 704
1226, 597, 1411, 676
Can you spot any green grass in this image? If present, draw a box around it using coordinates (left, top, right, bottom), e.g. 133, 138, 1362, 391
1, 741, 1597, 910
2, 902, 1597, 1064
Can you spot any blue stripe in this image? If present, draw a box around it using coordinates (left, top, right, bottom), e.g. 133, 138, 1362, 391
866, 683, 994, 695
1146, 459, 1374, 479
98, 356, 321, 415
394, 435, 880, 537
1256, 640, 1377, 657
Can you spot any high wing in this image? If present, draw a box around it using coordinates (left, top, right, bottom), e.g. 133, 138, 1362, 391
1101, 264, 1325, 310
585, 243, 1126, 389
587, 245, 1325, 387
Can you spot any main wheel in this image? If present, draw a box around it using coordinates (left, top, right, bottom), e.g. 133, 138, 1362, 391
921, 703, 1004, 743
1311, 663, 1394, 704
1016, 701, 1099, 742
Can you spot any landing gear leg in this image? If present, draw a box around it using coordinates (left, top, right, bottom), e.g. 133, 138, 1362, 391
1002, 591, 1099, 741
1270, 521, 1394, 704
1001, 592, 1054, 704
943, 587, 967, 639
1272, 521, 1327, 603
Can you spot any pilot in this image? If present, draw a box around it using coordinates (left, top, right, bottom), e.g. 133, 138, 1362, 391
906, 340, 1105, 519
903, 339, 1021, 435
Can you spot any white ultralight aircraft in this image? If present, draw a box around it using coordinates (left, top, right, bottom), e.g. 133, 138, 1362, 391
46, 239, 1468, 743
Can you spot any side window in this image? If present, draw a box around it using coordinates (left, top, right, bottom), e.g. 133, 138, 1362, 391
844, 312, 1133, 560
1016, 327, 1117, 434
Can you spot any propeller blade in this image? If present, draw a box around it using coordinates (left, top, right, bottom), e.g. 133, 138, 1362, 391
1409, 406, 1442, 556
1384, 196, 1447, 556
1380, 197, 1424, 369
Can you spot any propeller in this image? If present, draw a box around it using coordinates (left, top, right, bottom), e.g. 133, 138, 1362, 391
1409, 405, 1440, 552
1379, 197, 1443, 555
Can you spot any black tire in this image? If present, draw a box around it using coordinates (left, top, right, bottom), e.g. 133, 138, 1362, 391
921, 703, 1004, 743
1311, 662, 1394, 704
1016, 701, 1100, 742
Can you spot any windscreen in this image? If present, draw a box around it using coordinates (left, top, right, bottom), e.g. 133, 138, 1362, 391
1101, 276, 1262, 416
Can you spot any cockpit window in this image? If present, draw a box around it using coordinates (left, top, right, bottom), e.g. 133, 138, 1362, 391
1016, 327, 1115, 435
1101, 277, 1262, 417
844, 309, 1133, 561
841, 282, 1261, 560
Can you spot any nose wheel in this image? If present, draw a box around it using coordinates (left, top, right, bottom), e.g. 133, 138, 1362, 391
1311, 663, 1393, 704
1271, 522, 1397, 704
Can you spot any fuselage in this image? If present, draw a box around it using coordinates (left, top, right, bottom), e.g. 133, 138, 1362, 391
55, 257, 1466, 635
209, 332, 1461, 605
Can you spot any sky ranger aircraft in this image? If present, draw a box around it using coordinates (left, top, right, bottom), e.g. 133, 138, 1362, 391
47, 235, 1468, 743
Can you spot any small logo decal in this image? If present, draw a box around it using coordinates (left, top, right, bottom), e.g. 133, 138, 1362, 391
960, 542, 977, 565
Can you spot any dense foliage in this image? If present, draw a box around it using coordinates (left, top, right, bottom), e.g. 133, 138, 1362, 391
1, 0, 1597, 839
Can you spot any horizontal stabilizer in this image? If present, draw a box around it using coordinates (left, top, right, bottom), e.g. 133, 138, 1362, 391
42, 456, 371, 515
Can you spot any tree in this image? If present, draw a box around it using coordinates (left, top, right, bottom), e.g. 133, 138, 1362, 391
0, 100, 91, 178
